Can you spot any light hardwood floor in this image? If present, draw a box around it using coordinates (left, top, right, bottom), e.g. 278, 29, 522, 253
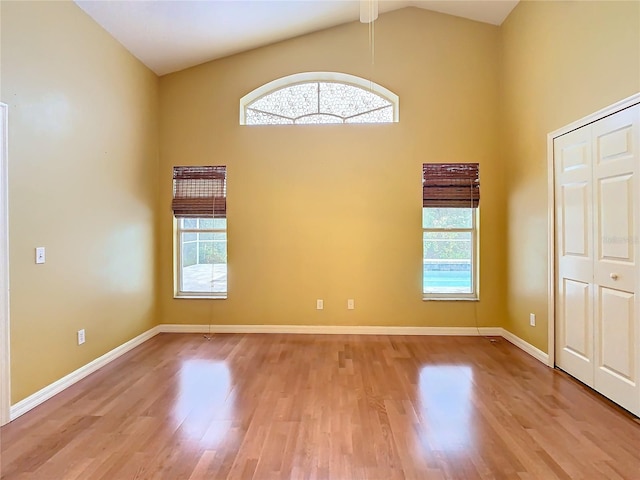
1, 333, 639, 479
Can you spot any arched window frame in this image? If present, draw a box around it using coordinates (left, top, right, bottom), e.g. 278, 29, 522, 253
239, 72, 399, 125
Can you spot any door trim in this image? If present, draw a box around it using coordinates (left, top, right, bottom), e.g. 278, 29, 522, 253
547, 92, 640, 369
0, 102, 10, 426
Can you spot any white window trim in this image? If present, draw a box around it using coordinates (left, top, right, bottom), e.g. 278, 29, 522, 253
422, 208, 479, 301
239, 71, 399, 125
174, 218, 228, 299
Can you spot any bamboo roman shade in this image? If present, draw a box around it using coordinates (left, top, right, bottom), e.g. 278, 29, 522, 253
172, 166, 226, 218
423, 163, 480, 208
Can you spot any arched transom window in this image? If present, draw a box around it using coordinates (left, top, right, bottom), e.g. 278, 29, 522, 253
240, 72, 399, 125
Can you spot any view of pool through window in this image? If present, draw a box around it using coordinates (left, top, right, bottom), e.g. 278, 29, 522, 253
423, 266, 472, 293
422, 208, 475, 295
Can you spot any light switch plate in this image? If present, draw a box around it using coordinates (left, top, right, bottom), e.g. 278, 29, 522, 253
35, 247, 46, 264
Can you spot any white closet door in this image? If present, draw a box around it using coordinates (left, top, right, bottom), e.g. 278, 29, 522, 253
592, 104, 640, 415
555, 125, 595, 387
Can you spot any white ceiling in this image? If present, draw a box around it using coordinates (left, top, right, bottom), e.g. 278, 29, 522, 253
75, 0, 519, 76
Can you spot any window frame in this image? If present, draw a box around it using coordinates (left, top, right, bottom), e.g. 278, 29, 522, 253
422, 207, 479, 301
239, 71, 399, 125
175, 217, 228, 299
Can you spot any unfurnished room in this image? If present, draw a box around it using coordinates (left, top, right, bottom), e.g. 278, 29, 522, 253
0, 0, 639, 478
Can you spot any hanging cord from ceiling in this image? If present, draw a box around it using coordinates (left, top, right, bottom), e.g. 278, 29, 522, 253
361, 0, 377, 91
204, 199, 217, 341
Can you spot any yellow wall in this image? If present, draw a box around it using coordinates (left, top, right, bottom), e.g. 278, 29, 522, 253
0, 1, 159, 403
501, 0, 640, 350
4, 0, 636, 404
158, 8, 508, 329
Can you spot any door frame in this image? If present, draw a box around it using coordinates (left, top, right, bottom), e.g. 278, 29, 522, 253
0, 102, 9, 426
546, 92, 640, 369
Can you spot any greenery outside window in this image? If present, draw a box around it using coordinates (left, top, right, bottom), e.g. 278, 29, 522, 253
422, 164, 479, 300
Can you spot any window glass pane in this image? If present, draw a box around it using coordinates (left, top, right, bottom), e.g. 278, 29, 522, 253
319, 82, 390, 117
246, 109, 293, 125
295, 114, 343, 125
182, 218, 197, 229
250, 83, 318, 118
345, 106, 393, 124
212, 218, 227, 229
423, 232, 472, 294
422, 208, 473, 229
194, 218, 227, 229
180, 232, 227, 294
197, 218, 213, 229
181, 233, 198, 268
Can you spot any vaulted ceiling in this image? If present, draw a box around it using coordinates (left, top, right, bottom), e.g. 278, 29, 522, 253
75, 1, 519, 76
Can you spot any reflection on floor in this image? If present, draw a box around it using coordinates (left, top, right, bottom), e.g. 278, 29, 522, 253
1, 333, 639, 479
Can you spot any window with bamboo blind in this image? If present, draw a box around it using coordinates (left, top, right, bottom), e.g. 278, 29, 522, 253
172, 166, 228, 298
422, 163, 479, 299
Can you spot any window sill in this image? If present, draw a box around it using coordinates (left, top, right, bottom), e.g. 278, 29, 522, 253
174, 295, 227, 300
423, 296, 478, 302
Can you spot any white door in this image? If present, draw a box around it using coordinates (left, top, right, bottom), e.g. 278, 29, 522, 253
592, 104, 640, 415
0, 102, 9, 426
555, 125, 595, 387
555, 103, 640, 417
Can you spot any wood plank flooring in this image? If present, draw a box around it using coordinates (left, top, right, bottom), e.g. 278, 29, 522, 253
1, 333, 639, 479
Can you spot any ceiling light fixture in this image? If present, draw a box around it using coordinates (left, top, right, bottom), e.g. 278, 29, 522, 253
360, 0, 378, 24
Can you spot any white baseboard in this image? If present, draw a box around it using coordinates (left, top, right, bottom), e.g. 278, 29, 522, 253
500, 329, 550, 365
9, 323, 548, 421
10, 326, 161, 421
158, 324, 504, 336
159, 324, 547, 364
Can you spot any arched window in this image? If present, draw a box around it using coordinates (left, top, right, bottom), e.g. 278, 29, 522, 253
240, 72, 399, 125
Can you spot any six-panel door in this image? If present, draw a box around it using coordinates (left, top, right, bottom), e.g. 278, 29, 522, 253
555, 103, 640, 416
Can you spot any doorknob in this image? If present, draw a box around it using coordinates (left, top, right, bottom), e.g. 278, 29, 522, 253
610, 273, 619, 280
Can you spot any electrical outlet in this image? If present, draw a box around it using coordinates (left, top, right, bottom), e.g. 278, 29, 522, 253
347, 299, 355, 310
529, 313, 536, 327
316, 299, 323, 310
77, 329, 85, 345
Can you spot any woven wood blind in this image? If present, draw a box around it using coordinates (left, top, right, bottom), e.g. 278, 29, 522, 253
423, 163, 480, 208
172, 166, 226, 218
